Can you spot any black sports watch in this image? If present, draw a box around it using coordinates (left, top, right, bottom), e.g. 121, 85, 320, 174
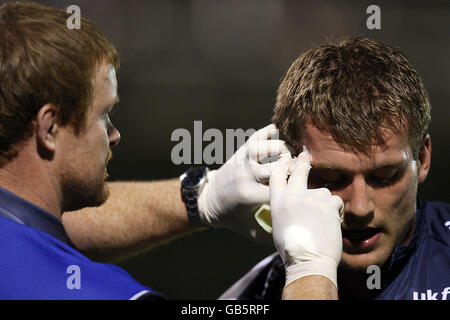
180, 167, 209, 225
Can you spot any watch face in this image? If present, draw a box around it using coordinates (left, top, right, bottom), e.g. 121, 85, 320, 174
183, 168, 204, 188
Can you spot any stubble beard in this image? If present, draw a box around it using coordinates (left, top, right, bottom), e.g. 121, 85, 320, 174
61, 150, 112, 212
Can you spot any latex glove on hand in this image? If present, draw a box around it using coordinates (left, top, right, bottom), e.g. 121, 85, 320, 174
269, 150, 344, 289
198, 124, 290, 245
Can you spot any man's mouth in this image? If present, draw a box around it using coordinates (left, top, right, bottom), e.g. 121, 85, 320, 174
342, 227, 382, 253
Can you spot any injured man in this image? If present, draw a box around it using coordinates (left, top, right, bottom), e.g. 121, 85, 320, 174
220, 36, 450, 300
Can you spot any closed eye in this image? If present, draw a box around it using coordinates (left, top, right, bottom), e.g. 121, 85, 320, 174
367, 166, 403, 188
108, 107, 116, 116
308, 169, 349, 190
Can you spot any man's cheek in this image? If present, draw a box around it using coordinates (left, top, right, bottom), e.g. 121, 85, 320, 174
379, 174, 415, 210
376, 189, 416, 242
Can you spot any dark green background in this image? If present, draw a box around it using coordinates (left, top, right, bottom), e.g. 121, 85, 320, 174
31, 0, 450, 299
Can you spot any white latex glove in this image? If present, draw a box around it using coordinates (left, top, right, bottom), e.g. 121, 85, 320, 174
269, 150, 344, 289
198, 124, 290, 245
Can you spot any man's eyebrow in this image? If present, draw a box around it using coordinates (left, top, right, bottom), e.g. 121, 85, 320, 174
311, 163, 348, 171
370, 161, 409, 171
311, 160, 408, 173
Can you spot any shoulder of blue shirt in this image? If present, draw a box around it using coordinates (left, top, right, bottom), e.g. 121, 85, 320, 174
0, 215, 166, 300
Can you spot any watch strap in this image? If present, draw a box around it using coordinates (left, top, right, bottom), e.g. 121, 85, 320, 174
180, 167, 209, 227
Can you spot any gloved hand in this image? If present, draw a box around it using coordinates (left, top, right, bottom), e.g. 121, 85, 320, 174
198, 124, 290, 245
269, 150, 344, 289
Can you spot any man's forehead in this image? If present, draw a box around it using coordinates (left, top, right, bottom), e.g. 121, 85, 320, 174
94, 63, 118, 103
105, 66, 117, 87
299, 123, 412, 170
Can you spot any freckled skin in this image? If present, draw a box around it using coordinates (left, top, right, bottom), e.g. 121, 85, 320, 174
56, 63, 121, 212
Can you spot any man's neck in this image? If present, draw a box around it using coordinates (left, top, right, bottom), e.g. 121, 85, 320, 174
0, 150, 62, 219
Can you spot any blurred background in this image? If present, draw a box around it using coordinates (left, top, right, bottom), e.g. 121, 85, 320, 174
34, 0, 449, 299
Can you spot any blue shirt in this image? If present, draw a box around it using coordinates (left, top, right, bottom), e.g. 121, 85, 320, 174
0, 186, 165, 300
219, 198, 450, 300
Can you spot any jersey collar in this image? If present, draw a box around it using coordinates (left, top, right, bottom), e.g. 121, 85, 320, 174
0, 186, 69, 244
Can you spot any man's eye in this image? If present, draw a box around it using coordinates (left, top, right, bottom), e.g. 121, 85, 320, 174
105, 109, 115, 118
108, 108, 116, 116
368, 167, 400, 187
102, 108, 115, 121
317, 169, 343, 182
308, 169, 346, 190
374, 167, 397, 179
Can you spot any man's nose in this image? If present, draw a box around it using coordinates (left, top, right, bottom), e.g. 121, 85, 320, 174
109, 126, 121, 148
339, 175, 374, 224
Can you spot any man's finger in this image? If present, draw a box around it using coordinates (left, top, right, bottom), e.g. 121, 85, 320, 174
331, 195, 344, 220
287, 151, 311, 191
269, 153, 292, 199
249, 184, 270, 204
248, 140, 290, 163
250, 124, 279, 142
251, 161, 278, 183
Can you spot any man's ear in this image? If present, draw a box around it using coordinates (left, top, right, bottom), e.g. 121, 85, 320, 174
35, 104, 59, 153
417, 134, 431, 184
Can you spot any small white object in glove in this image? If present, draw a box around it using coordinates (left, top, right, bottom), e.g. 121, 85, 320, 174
269, 148, 344, 289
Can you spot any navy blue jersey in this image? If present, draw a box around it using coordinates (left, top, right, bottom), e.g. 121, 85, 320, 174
220, 198, 450, 300
0, 186, 165, 300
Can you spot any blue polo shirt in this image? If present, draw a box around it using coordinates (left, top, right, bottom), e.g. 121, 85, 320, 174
219, 198, 450, 300
0, 186, 165, 300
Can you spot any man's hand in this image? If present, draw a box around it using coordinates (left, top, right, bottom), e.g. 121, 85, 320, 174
64, 124, 288, 261
198, 124, 290, 244
269, 150, 344, 290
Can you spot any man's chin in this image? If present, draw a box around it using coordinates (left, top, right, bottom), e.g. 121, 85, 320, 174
340, 248, 391, 271
94, 182, 109, 205
89, 181, 110, 207
63, 180, 110, 212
